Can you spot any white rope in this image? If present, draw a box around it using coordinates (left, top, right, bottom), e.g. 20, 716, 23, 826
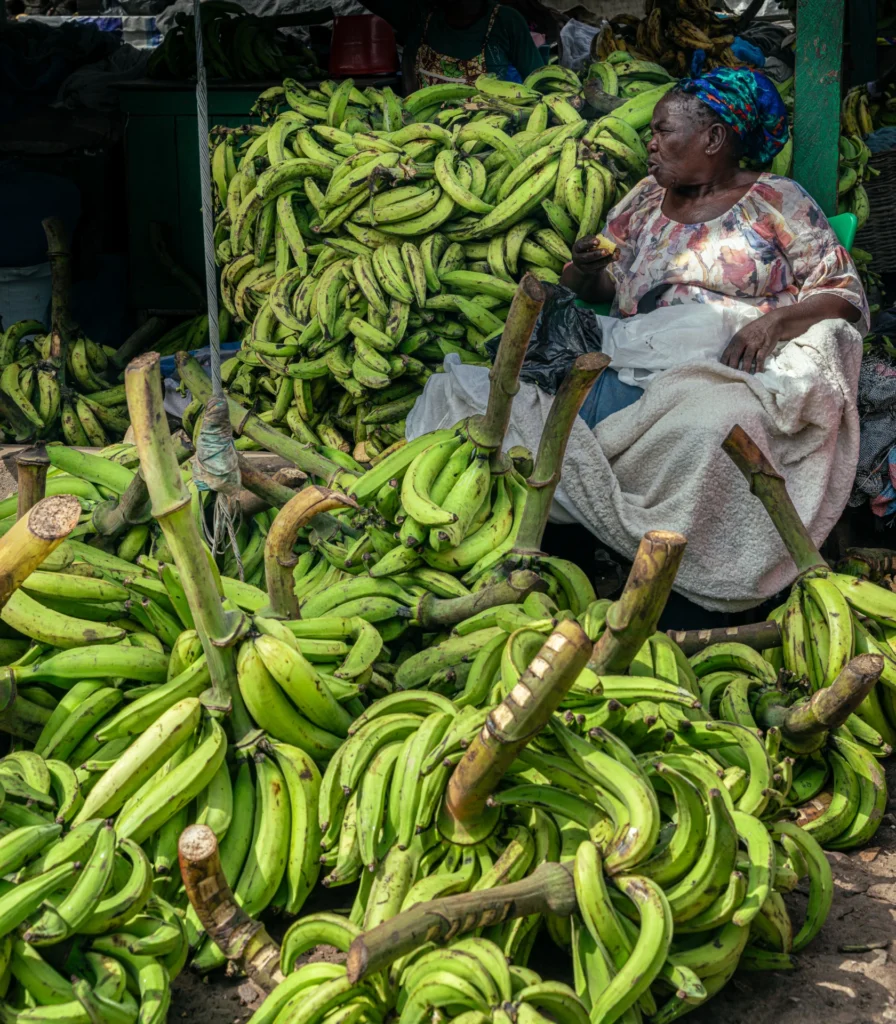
193, 0, 222, 398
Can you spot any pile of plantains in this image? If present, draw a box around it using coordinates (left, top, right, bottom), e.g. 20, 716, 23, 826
205, 67, 672, 461
0, 277, 888, 1024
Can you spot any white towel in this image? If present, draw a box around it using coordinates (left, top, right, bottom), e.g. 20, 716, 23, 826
406, 318, 862, 612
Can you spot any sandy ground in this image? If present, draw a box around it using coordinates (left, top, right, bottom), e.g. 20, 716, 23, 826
168, 759, 896, 1024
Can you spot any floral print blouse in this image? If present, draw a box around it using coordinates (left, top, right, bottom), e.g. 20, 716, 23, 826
602, 173, 869, 333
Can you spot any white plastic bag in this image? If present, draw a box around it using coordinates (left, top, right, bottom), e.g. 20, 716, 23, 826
559, 19, 599, 72
596, 301, 762, 388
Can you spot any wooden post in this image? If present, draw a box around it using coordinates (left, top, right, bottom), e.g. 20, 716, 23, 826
14, 447, 49, 520
793, 0, 845, 216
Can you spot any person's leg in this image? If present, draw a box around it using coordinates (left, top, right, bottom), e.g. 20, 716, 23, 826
578, 367, 643, 428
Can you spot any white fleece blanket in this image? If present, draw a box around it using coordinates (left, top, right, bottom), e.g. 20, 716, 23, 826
406, 319, 863, 612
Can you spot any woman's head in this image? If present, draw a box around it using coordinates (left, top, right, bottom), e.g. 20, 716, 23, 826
647, 68, 788, 188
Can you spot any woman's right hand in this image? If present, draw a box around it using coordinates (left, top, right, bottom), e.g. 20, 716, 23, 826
571, 236, 617, 276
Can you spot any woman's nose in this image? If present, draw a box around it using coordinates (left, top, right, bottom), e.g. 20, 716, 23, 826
647, 136, 659, 153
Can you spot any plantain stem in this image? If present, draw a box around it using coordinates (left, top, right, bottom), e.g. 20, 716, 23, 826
15, 447, 49, 521
764, 653, 883, 747
836, 548, 896, 581
588, 530, 687, 674
0, 494, 81, 611
346, 861, 576, 983
514, 352, 610, 555
125, 353, 240, 714
93, 431, 193, 538
438, 619, 591, 844
667, 620, 782, 656
177, 354, 356, 487
112, 316, 166, 369
237, 456, 306, 515
416, 569, 545, 630
42, 218, 73, 376
722, 425, 826, 574
178, 824, 284, 993
465, 273, 545, 454
265, 485, 357, 617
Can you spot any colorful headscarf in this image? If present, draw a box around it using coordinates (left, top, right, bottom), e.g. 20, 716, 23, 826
676, 65, 789, 164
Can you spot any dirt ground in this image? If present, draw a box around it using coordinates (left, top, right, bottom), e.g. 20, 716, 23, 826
168, 758, 896, 1024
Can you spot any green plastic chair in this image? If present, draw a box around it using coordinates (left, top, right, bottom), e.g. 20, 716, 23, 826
577, 211, 859, 316
829, 212, 857, 250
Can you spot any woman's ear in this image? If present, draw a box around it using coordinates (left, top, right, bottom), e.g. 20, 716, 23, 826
705, 123, 728, 156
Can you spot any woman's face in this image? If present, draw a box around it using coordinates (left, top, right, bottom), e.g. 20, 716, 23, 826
647, 94, 722, 188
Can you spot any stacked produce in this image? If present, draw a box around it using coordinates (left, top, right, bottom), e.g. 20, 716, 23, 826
852, 247, 884, 311
0, 222, 129, 446
584, 52, 675, 103
185, 532, 853, 1023
0, 319, 126, 445
147, 0, 322, 82
842, 81, 896, 134
150, 309, 240, 359
0, 279, 893, 1024
208, 70, 671, 458
835, 109, 876, 229
591, 0, 741, 76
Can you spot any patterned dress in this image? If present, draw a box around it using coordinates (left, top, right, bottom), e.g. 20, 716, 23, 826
602, 173, 869, 333
578, 173, 869, 429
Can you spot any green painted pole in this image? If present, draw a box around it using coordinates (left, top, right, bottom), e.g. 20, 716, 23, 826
793, 0, 845, 216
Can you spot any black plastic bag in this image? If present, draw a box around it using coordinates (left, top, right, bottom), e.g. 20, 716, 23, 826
488, 285, 604, 394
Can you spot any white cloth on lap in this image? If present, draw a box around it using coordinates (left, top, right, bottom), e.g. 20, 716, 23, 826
596, 301, 762, 388
405, 318, 862, 612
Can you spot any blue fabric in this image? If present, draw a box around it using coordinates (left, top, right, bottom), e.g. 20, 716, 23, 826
677, 65, 788, 163
578, 368, 643, 429
731, 37, 766, 68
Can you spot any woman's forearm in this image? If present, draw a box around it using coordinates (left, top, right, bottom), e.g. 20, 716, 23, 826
722, 292, 862, 373
770, 294, 862, 340
559, 263, 617, 305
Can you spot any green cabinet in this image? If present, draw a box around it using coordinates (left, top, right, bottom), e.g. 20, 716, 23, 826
120, 83, 263, 311
120, 76, 398, 312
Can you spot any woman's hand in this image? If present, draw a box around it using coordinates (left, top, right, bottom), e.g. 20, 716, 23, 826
560, 237, 619, 305
721, 295, 862, 374
721, 314, 780, 374
571, 236, 617, 276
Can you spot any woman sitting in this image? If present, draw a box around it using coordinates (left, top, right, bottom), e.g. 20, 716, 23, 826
561, 66, 869, 426
407, 66, 868, 611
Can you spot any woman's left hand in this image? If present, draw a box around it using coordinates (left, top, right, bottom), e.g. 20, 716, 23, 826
721, 315, 780, 374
